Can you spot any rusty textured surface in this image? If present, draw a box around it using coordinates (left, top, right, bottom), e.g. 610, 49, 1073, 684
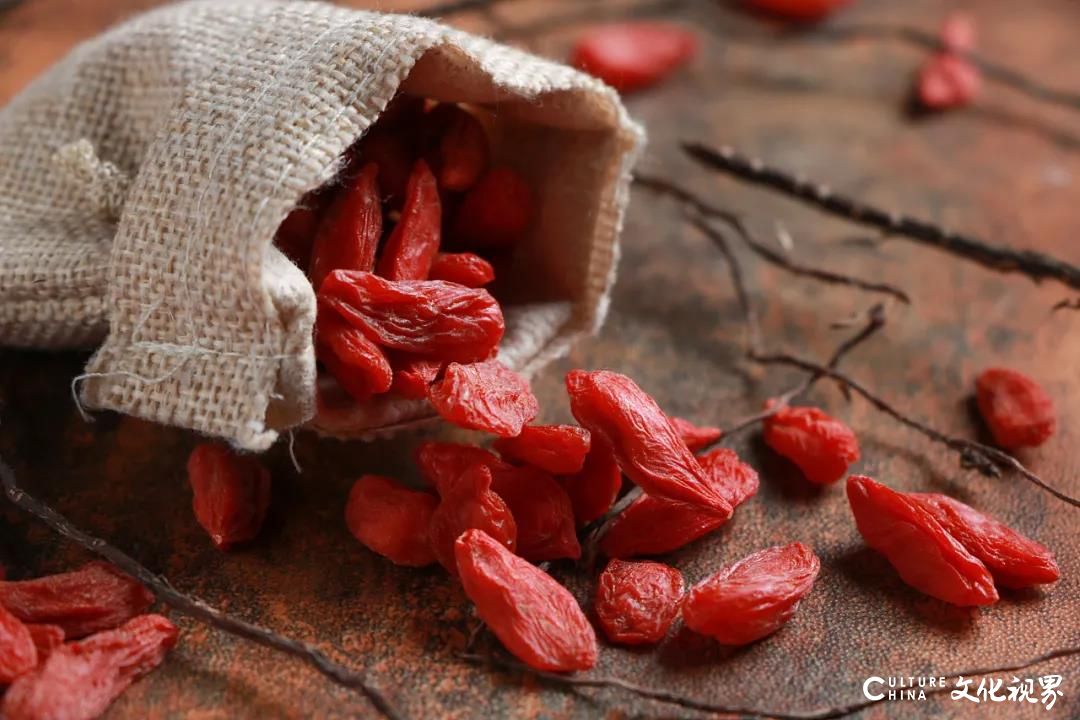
1, 0, 1079, 718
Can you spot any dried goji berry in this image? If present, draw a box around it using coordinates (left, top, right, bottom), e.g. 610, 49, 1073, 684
187, 443, 271, 550
436, 106, 489, 192
974, 367, 1056, 450
846, 475, 998, 606
428, 360, 539, 437
744, 0, 852, 22
454, 167, 534, 249
489, 465, 581, 562
319, 271, 504, 363
670, 416, 722, 452
414, 441, 510, 495
428, 252, 495, 288
25, 624, 64, 664
698, 448, 760, 507
559, 437, 622, 526
566, 370, 732, 514
571, 23, 697, 94
912, 493, 1059, 589
346, 475, 438, 567
918, 54, 980, 110
940, 12, 976, 52
273, 204, 319, 271
315, 307, 393, 402
0, 603, 36, 684
0, 562, 154, 640
354, 129, 414, 205
308, 162, 382, 290
683, 543, 820, 645
428, 464, 517, 575
594, 559, 684, 646
389, 354, 444, 399
2, 614, 178, 720
455, 529, 597, 672
763, 404, 859, 485
376, 160, 441, 281
493, 425, 592, 475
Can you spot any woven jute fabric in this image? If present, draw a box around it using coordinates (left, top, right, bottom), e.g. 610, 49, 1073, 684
0, 0, 644, 450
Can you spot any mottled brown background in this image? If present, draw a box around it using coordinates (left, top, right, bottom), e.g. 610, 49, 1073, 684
1, 0, 1078, 718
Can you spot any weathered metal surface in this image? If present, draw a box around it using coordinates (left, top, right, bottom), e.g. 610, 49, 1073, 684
1, 0, 1078, 718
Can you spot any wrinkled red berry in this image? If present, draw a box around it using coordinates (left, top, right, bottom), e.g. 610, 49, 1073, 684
571, 23, 697, 93
670, 416, 722, 451
918, 54, 980, 110
389, 354, 443, 399
315, 308, 393, 402
376, 160, 441, 281
975, 367, 1056, 450
429, 464, 517, 575
559, 437, 622, 526
493, 424, 591, 475
437, 107, 489, 192
0, 603, 36, 684
683, 543, 820, 645
187, 443, 271, 550
594, 559, 684, 646
428, 360, 539, 437
414, 441, 510, 496
490, 465, 581, 562
429, 252, 495, 287
308, 162, 382, 289
454, 168, 534, 249
455, 529, 597, 672
346, 475, 438, 567
25, 624, 64, 664
763, 404, 859, 485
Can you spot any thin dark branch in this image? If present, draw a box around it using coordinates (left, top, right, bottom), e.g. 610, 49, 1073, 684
0, 459, 405, 720
681, 142, 1080, 292
461, 644, 1080, 720
635, 174, 911, 304
1052, 297, 1079, 312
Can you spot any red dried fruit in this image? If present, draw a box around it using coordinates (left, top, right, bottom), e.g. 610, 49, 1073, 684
437, 107, 489, 191
683, 543, 820, 645
320, 271, 504, 363
974, 367, 1056, 450
187, 443, 271, 550
918, 54, 980, 110
566, 370, 732, 514
489, 465, 581, 562
571, 23, 697, 94
315, 308, 393, 402
428, 464, 517, 575
0, 562, 154, 639
273, 205, 319, 271
940, 12, 976, 52
560, 437, 622, 526
428, 252, 495, 288
846, 475, 998, 606
2, 614, 178, 720
345, 475, 438, 567
354, 129, 413, 204
389, 354, 443, 399
308, 162, 382, 290
428, 360, 539, 437
455, 529, 597, 672
454, 167, 534, 249
26, 624, 64, 663
594, 559, 684, 646
0, 603, 36, 684
493, 425, 592, 475
763, 404, 859, 485
912, 493, 1059, 589
744, 0, 852, 22
601, 448, 757, 558
670, 416, 722, 452
414, 441, 510, 495
376, 160, 441, 281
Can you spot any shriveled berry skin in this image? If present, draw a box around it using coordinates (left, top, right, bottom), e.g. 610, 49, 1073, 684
846, 476, 998, 606
376, 160, 441, 281
744, 0, 852, 22
455, 529, 597, 672
912, 493, 1059, 589
2, 614, 178, 720
0, 562, 154, 640
763, 405, 859, 485
570, 23, 697, 94
25, 624, 64, 663
414, 441, 510, 495
428, 253, 495, 288
315, 308, 393, 402
566, 370, 733, 515
308, 162, 382, 290
975, 368, 1056, 450
0, 603, 36, 684
683, 543, 820, 645
670, 416, 722, 452
559, 437, 622, 526
698, 448, 760, 507
493, 425, 592, 475
345, 475, 438, 567
389, 355, 443, 399
187, 443, 271, 550
429, 360, 539, 437
490, 465, 581, 562
454, 167, 534, 249
320, 271, 504, 363
437, 107, 489, 192
594, 560, 684, 646
429, 464, 517, 575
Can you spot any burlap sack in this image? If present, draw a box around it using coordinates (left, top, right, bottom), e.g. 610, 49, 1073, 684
0, 0, 644, 451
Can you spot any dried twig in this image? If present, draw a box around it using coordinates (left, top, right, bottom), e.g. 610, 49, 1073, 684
0, 459, 405, 720
682, 142, 1080, 292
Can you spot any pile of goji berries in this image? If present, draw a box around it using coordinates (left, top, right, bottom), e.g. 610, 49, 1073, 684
0, 562, 174, 719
